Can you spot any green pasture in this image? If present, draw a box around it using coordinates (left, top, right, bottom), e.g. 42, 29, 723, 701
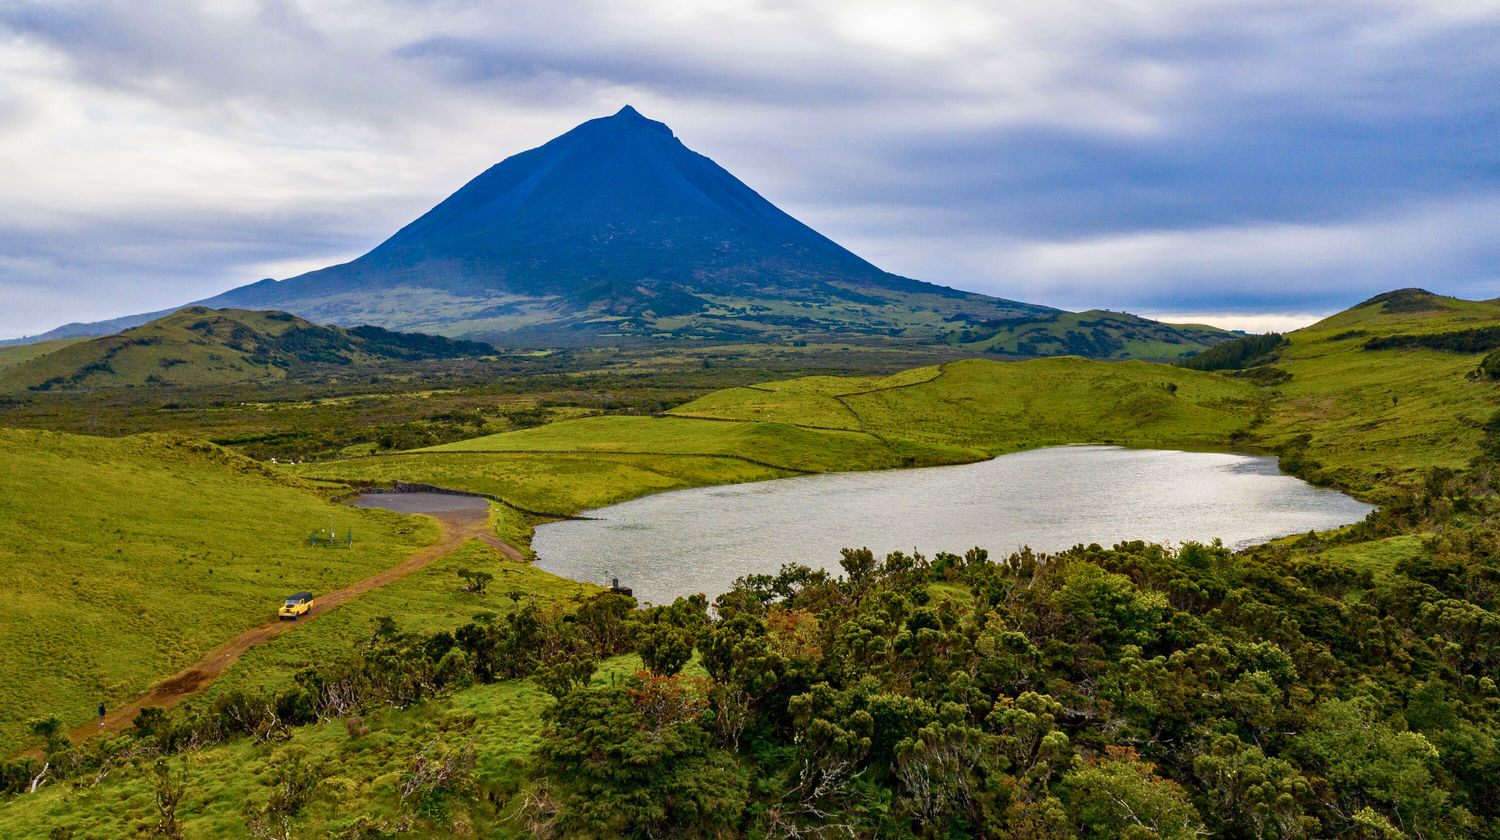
674, 357, 1260, 455
199, 539, 600, 702
421, 413, 975, 469
289, 451, 793, 517
0, 653, 650, 840
0, 429, 438, 754
1255, 293, 1500, 490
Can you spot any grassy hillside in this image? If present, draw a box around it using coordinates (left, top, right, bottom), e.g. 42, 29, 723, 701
1250, 289, 1500, 493
0, 307, 493, 393
946, 309, 1234, 361
0, 338, 90, 373
0, 654, 652, 839
673, 357, 1260, 455
196, 539, 600, 702
0, 429, 438, 753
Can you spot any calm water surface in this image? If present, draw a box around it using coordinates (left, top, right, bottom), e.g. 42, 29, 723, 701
533, 446, 1375, 605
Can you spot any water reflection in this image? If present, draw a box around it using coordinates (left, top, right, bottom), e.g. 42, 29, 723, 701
533, 446, 1374, 606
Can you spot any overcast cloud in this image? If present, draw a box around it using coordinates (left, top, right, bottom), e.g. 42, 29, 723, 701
1, 0, 1497, 338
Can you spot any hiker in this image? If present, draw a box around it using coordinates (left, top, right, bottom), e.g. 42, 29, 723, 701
98, 703, 106, 728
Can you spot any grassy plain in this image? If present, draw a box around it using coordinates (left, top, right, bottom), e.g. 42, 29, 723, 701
0, 429, 438, 754
291, 451, 792, 517
674, 357, 1261, 455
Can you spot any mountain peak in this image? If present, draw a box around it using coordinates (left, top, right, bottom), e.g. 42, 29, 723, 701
162, 108, 1054, 344
595, 104, 672, 137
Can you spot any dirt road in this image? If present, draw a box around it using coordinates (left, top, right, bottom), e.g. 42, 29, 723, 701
57, 507, 524, 747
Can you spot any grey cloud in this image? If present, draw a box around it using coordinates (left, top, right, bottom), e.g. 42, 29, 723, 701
0, 0, 1498, 338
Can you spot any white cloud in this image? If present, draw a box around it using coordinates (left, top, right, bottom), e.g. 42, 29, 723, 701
0, 0, 1497, 337
1140, 312, 1329, 334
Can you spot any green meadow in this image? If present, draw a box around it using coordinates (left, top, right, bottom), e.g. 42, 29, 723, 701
674, 357, 1259, 454
198, 539, 600, 702
0, 429, 437, 754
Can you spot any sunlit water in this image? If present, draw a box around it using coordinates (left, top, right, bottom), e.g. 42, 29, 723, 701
532, 446, 1375, 605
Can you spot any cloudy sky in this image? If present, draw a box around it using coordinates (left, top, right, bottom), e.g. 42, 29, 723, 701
1, 0, 1497, 339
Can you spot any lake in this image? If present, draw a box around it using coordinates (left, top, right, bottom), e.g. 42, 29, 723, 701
532, 445, 1376, 605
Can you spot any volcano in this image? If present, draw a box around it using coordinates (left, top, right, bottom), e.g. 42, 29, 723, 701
14, 108, 1236, 351
193, 106, 1053, 343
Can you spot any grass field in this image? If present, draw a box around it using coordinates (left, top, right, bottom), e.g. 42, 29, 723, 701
291, 451, 794, 517
673, 357, 1261, 455
1253, 291, 1500, 493
198, 539, 600, 702
0, 429, 438, 754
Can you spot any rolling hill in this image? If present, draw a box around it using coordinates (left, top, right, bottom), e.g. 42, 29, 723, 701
0, 307, 494, 392
1243, 288, 1500, 491
947, 309, 1233, 359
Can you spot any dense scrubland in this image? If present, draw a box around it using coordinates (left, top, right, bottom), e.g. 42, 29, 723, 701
3, 289, 1500, 839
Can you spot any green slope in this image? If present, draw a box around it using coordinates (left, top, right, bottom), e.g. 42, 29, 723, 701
0, 429, 438, 753
1250, 289, 1500, 492
0, 307, 493, 393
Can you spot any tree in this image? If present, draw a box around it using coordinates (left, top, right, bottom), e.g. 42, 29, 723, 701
1192, 733, 1317, 840
534, 676, 746, 838
637, 623, 693, 676
149, 759, 189, 840
1292, 696, 1473, 839
1062, 750, 1204, 840
456, 567, 493, 595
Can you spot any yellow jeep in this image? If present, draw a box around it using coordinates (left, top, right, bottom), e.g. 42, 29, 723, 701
279, 591, 314, 620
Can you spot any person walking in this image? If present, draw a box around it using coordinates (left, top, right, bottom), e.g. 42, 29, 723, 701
98, 703, 106, 729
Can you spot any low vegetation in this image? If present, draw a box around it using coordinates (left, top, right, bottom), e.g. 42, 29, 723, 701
1176, 332, 1285, 371
3, 287, 1500, 838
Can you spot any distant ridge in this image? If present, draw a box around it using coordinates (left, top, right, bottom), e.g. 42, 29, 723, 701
0, 307, 493, 392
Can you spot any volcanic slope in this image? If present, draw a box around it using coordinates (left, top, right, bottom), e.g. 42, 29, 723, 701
203, 106, 1053, 343
12, 107, 1230, 356
0, 307, 493, 392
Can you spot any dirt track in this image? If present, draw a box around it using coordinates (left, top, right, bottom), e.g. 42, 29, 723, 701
58, 507, 522, 747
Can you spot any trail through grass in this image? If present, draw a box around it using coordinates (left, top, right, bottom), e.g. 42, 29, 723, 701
0, 429, 437, 754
